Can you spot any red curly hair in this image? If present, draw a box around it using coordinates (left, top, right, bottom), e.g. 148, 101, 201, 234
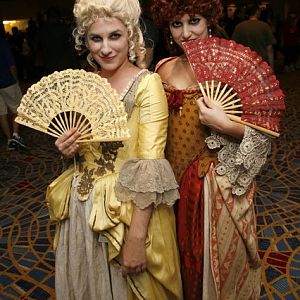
150, 0, 223, 55
151, 0, 223, 28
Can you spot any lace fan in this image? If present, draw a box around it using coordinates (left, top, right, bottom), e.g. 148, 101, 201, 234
182, 37, 285, 137
16, 69, 130, 142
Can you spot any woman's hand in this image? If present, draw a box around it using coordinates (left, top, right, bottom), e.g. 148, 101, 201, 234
54, 128, 81, 158
196, 96, 231, 131
121, 231, 147, 277
121, 205, 153, 277
196, 96, 245, 139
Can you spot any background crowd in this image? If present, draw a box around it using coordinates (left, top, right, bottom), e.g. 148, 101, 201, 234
0, 2, 299, 84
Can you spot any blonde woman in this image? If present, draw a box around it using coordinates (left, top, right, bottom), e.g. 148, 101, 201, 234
48, 0, 183, 299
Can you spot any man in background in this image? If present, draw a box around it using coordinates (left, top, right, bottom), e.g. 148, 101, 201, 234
0, 22, 27, 150
232, 3, 276, 69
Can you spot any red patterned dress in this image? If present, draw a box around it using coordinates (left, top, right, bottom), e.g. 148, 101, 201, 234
158, 57, 271, 300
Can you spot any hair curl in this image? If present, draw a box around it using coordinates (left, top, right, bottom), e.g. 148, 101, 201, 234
151, 0, 223, 28
73, 0, 146, 70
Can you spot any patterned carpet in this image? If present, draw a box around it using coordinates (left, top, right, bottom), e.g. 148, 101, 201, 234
0, 70, 299, 299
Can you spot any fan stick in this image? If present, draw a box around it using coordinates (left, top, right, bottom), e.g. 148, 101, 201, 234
49, 117, 65, 136
214, 82, 221, 102
218, 87, 234, 105
205, 81, 210, 99
215, 84, 228, 103
69, 110, 73, 129
222, 103, 243, 110
199, 83, 208, 98
74, 113, 85, 130
223, 105, 243, 112
63, 111, 70, 131
228, 114, 279, 137
79, 132, 93, 141
79, 125, 92, 137
77, 118, 90, 134
71, 111, 77, 129
219, 92, 238, 106
56, 113, 68, 133
78, 136, 129, 143
221, 97, 241, 107
224, 110, 243, 114
44, 131, 60, 139
47, 126, 62, 137
210, 80, 214, 101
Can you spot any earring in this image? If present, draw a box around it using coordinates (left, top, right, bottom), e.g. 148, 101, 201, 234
169, 35, 174, 45
208, 25, 212, 38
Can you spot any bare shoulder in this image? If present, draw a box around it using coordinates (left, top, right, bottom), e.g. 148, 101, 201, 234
156, 57, 178, 82
157, 56, 197, 89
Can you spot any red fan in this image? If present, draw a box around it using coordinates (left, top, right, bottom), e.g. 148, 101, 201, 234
182, 37, 285, 137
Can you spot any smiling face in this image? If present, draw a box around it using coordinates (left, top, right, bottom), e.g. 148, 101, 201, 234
86, 17, 129, 75
169, 14, 208, 50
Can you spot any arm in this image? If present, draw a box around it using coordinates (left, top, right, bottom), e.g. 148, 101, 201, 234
196, 96, 245, 139
121, 205, 153, 276
4, 41, 19, 81
9, 65, 18, 81
117, 73, 178, 275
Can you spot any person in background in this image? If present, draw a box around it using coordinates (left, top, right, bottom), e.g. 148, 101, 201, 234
37, 6, 80, 75
232, 3, 276, 69
282, 11, 299, 72
0, 22, 27, 150
47, 0, 183, 299
224, 6, 247, 38
139, 0, 169, 70
151, 0, 272, 299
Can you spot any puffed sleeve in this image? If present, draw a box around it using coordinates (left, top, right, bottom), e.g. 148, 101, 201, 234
114, 73, 179, 209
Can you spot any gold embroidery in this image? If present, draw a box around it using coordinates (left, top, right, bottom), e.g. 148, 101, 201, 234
77, 166, 95, 197
76, 142, 123, 199
94, 142, 124, 176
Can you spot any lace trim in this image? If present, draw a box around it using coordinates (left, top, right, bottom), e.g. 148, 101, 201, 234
120, 69, 150, 118
205, 126, 271, 196
114, 159, 179, 209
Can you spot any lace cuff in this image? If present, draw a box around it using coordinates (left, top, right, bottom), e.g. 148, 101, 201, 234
114, 159, 179, 209
205, 126, 271, 196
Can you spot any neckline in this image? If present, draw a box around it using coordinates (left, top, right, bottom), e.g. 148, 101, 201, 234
119, 69, 148, 100
162, 80, 199, 93
157, 56, 199, 92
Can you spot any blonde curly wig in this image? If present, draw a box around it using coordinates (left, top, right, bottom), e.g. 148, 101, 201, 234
73, 0, 146, 69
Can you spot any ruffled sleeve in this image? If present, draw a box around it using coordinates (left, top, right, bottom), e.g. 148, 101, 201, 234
115, 73, 179, 208
115, 159, 179, 209
205, 126, 271, 196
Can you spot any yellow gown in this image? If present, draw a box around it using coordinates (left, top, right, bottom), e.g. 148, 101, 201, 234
46, 70, 183, 300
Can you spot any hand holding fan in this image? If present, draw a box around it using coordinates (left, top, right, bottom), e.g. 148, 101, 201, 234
182, 37, 285, 137
15, 69, 130, 142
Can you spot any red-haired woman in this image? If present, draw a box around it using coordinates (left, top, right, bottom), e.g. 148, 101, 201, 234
151, 1, 271, 299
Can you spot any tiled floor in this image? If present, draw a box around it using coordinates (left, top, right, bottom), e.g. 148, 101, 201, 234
255, 70, 300, 300
0, 71, 299, 299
